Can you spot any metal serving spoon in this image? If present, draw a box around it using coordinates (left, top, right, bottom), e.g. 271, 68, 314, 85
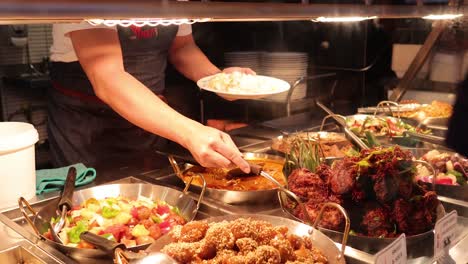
50, 167, 76, 244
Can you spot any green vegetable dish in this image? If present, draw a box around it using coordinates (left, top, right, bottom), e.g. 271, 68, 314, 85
44, 196, 186, 249
346, 115, 431, 138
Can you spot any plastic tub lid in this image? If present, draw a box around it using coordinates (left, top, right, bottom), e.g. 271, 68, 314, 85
0, 122, 39, 152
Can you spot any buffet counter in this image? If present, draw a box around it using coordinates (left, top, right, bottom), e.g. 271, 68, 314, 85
0, 110, 467, 264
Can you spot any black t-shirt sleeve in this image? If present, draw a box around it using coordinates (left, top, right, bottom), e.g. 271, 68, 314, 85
446, 74, 468, 156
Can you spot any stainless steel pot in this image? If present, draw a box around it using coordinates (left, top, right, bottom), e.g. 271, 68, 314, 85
18, 183, 205, 261
169, 152, 286, 205
146, 210, 349, 264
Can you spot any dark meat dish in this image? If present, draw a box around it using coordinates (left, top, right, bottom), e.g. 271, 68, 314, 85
287, 146, 441, 238
329, 159, 356, 194
288, 168, 329, 201
360, 204, 394, 238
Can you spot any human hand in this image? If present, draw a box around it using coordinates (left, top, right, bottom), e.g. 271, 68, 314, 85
223, 67, 256, 75
183, 124, 250, 173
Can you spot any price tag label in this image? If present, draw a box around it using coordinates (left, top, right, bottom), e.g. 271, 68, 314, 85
374, 233, 407, 264
434, 210, 458, 260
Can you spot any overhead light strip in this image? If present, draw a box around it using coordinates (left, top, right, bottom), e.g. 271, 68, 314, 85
422, 14, 463, 20
311, 16, 377, 23
86, 18, 211, 27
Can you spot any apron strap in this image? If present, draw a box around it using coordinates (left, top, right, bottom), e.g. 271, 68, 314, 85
52, 81, 168, 104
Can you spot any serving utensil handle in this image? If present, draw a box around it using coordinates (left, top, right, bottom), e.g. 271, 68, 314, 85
18, 197, 41, 236
319, 113, 347, 131
313, 202, 350, 261
168, 155, 206, 221
58, 167, 76, 212
80, 231, 126, 255
373, 101, 400, 118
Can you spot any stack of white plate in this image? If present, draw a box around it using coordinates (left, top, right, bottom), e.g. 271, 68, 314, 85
224, 51, 262, 74
262, 52, 308, 101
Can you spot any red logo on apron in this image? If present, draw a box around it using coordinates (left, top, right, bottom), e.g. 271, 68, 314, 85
129, 25, 158, 40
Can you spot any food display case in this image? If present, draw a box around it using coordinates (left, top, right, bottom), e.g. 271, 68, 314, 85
0, 1, 467, 264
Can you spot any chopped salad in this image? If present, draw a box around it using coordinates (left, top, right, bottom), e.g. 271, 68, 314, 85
43, 196, 185, 249
416, 150, 468, 186
346, 116, 430, 138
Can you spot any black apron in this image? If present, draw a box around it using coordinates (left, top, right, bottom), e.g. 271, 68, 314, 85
47, 25, 179, 167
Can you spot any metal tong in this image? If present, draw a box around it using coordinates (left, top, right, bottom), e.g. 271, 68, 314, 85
49, 167, 76, 244
80, 231, 177, 264
316, 101, 369, 150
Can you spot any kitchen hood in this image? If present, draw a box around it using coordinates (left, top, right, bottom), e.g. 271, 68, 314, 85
0, 1, 465, 24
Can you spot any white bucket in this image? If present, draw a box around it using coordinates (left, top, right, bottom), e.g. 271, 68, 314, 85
0, 122, 38, 209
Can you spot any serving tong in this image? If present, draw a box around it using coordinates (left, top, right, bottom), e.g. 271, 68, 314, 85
49, 167, 77, 244
80, 231, 177, 264
316, 101, 369, 150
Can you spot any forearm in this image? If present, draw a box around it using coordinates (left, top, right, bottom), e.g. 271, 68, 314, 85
169, 43, 220, 81
91, 69, 200, 148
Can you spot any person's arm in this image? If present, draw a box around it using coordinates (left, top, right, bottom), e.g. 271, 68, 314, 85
169, 34, 255, 82
69, 28, 249, 172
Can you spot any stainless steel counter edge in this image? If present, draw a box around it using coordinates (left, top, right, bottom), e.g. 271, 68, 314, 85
0, 213, 77, 264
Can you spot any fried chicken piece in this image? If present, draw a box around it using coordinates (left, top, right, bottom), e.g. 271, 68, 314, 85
294, 199, 344, 230
169, 225, 183, 241
360, 205, 394, 237
204, 221, 235, 251
236, 237, 258, 253
161, 241, 200, 263
269, 238, 296, 262
180, 221, 209, 242
329, 159, 356, 194
253, 220, 277, 245
230, 218, 255, 239
295, 244, 327, 263
287, 234, 303, 250
373, 173, 399, 204
288, 168, 328, 200
398, 178, 413, 200
315, 164, 332, 182
392, 198, 411, 233
423, 191, 439, 212
252, 245, 282, 264
406, 191, 440, 235
273, 226, 289, 238
197, 239, 217, 260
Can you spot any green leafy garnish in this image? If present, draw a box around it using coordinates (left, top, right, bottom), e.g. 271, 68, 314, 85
283, 134, 323, 177
105, 198, 118, 206
67, 220, 88, 243
102, 206, 120, 218
448, 170, 467, 185
151, 215, 162, 224
171, 206, 181, 215
364, 131, 380, 148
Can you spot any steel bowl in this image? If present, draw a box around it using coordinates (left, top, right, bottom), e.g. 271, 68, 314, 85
147, 212, 349, 264
278, 190, 446, 259
18, 183, 204, 261
169, 153, 286, 205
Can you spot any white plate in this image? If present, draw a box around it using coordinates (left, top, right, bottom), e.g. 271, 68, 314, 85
197, 74, 291, 100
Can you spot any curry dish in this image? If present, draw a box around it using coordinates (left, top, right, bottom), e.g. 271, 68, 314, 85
182, 158, 286, 191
